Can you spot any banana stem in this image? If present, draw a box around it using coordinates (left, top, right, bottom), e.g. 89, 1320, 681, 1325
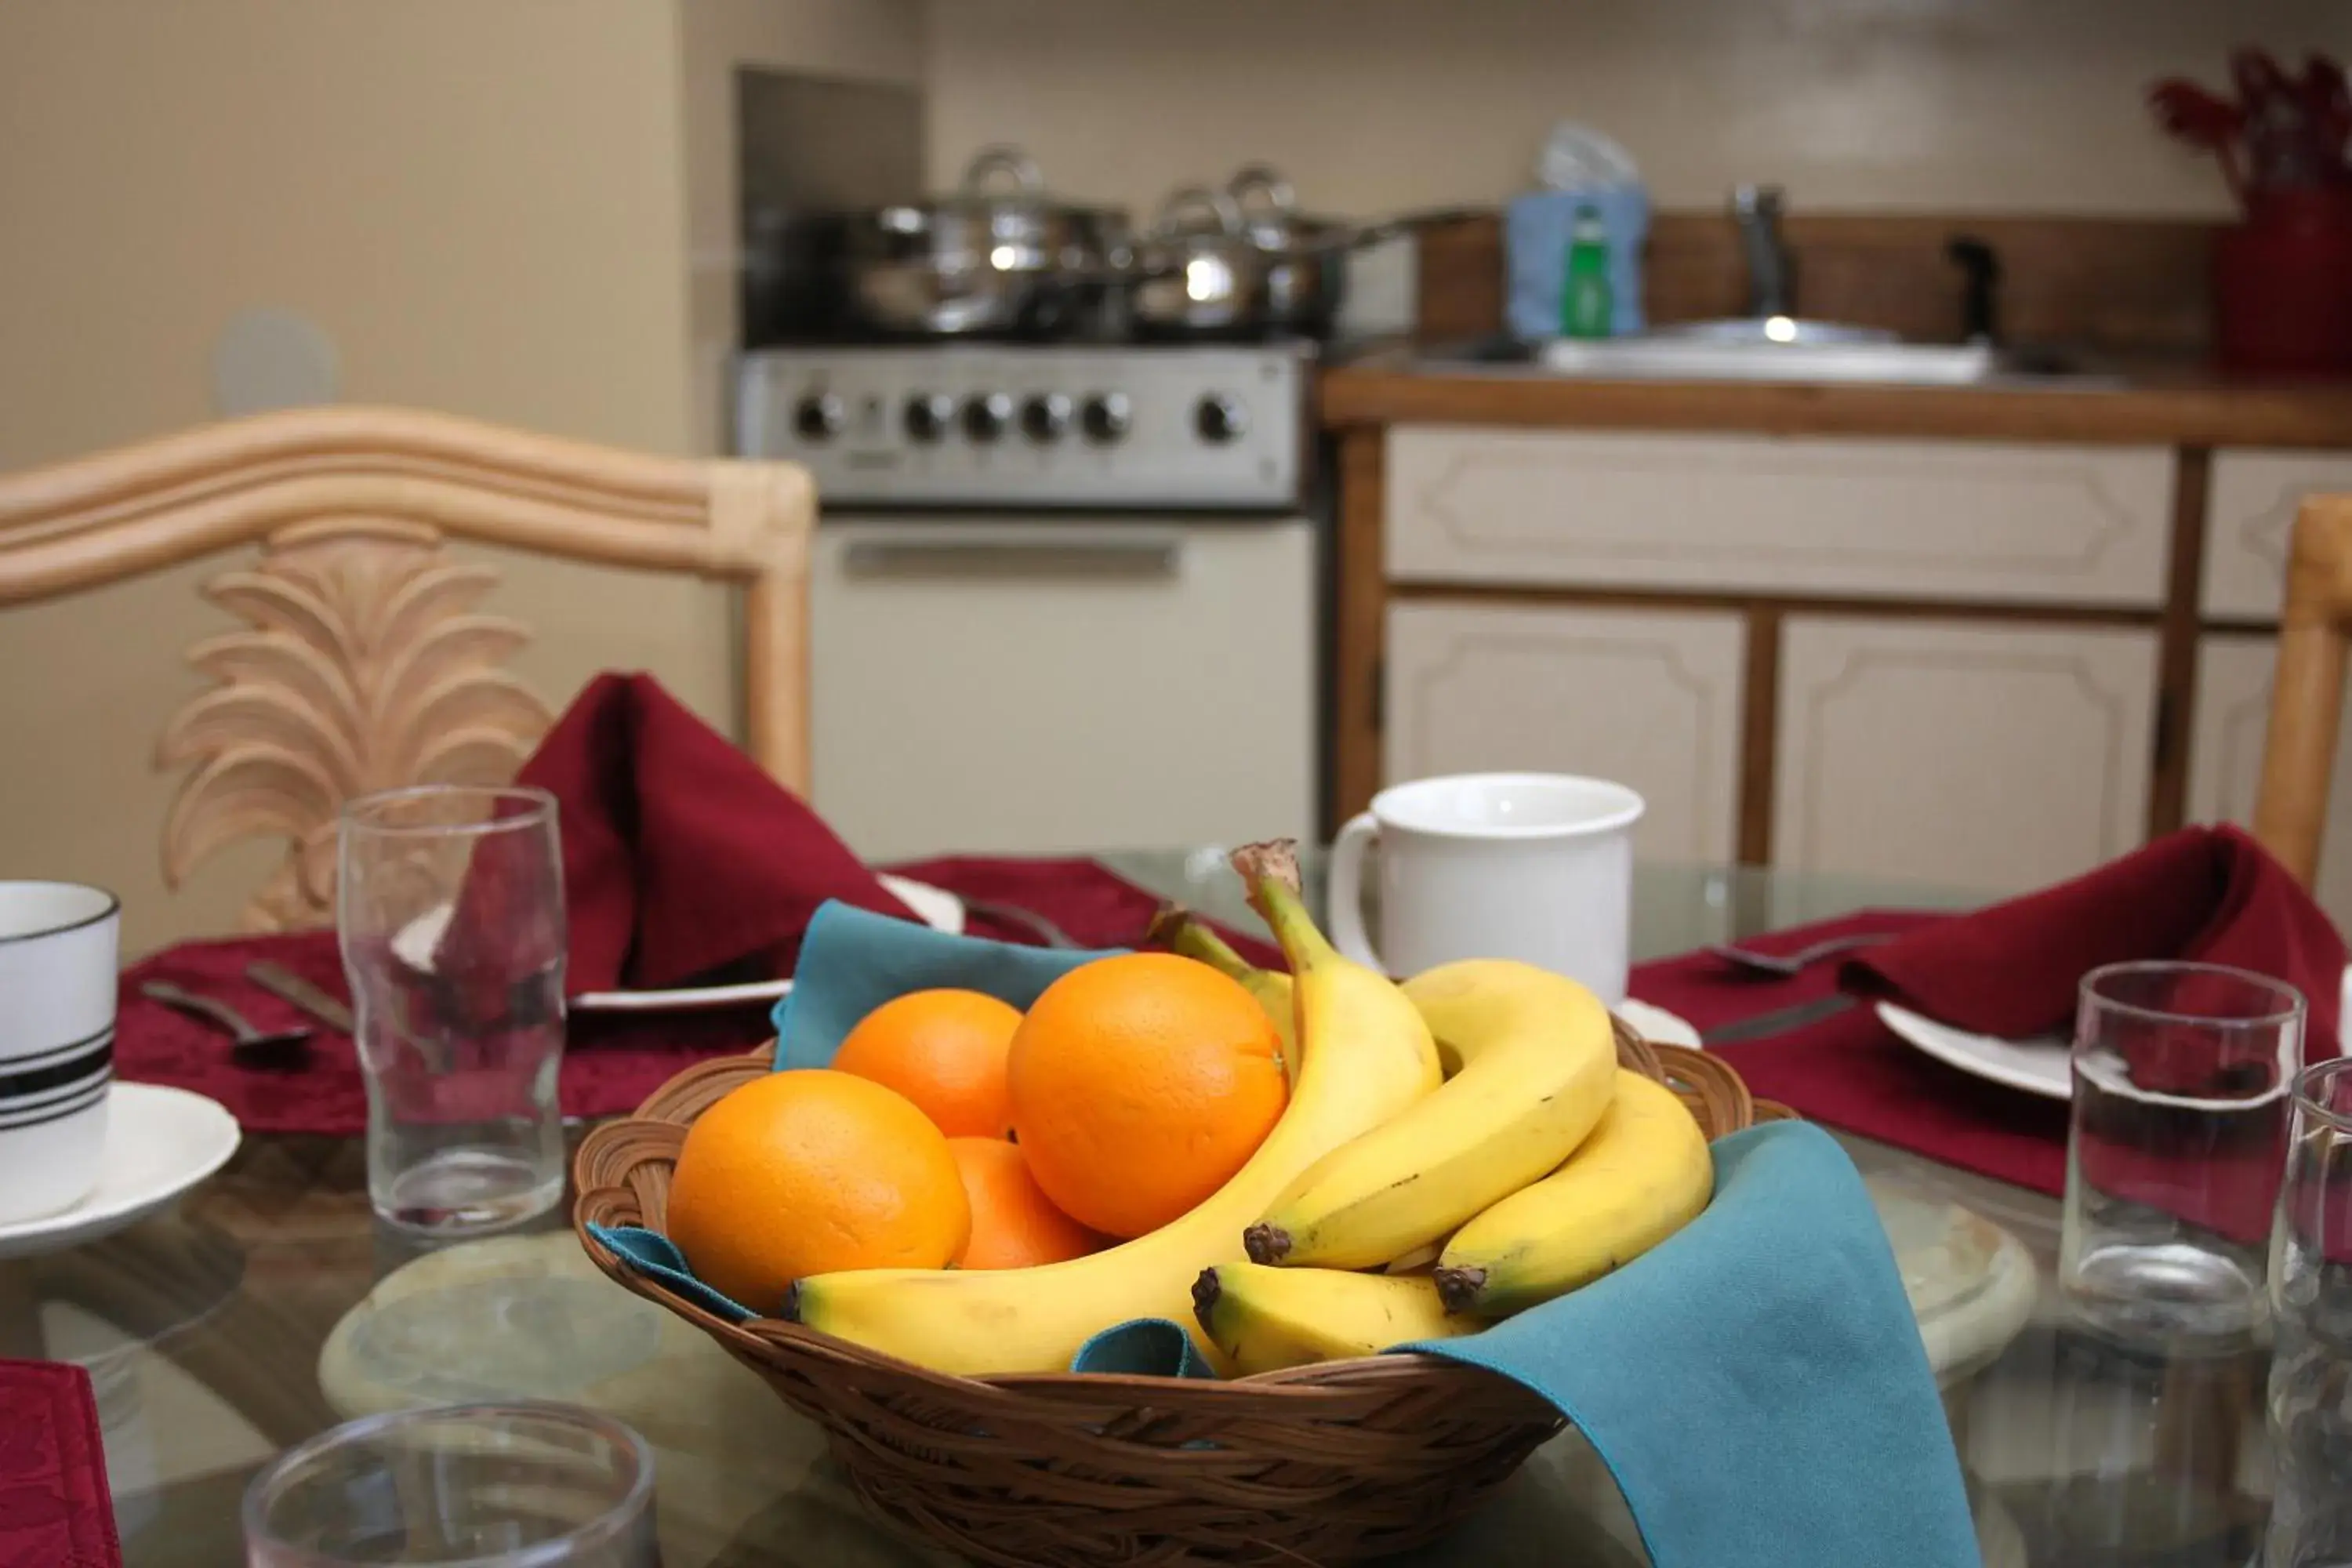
1228, 839, 1334, 972
1154, 906, 1260, 985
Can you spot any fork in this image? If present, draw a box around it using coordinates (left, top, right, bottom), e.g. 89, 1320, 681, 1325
1708, 932, 1896, 978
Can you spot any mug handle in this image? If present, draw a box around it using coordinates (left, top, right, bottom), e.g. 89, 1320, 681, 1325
1326, 812, 1383, 971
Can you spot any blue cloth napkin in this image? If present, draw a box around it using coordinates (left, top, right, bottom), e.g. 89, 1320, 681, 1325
772, 901, 1120, 1068
598, 902, 1977, 1568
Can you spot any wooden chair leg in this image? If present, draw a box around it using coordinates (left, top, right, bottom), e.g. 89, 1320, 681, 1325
2253, 499, 2352, 887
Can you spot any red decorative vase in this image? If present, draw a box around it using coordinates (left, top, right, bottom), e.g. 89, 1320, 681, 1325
2213, 191, 2352, 376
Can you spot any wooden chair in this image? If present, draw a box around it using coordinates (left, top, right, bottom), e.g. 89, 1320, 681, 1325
0, 406, 814, 929
2254, 493, 2352, 885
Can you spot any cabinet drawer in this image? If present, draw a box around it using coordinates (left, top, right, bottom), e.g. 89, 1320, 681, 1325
2201, 450, 2352, 621
1386, 426, 2173, 607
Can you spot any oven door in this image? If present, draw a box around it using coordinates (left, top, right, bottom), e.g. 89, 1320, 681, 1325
809, 515, 1316, 861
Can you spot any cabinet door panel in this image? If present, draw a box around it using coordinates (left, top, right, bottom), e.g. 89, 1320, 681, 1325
1385, 601, 1744, 862
1774, 618, 2159, 891
2203, 452, 2352, 621
2189, 634, 2352, 927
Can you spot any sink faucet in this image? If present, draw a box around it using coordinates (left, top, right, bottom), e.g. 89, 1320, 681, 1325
1731, 185, 1793, 319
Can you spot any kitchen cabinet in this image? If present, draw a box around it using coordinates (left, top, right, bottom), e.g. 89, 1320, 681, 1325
1385, 426, 2173, 608
2189, 634, 2352, 925
1772, 617, 2161, 891
1383, 601, 1744, 862
2202, 451, 2352, 621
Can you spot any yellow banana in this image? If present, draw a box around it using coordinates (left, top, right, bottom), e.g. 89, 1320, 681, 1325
1192, 1261, 1470, 1374
1435, 1070, 1712, 1317
1150, 903, 1298, 1080
1243, 959, 1617, 1270
786, 840, 1440, 1375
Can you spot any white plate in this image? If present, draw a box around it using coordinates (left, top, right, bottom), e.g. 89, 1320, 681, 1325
568, 874, 964, 1014
1617, 998, 1701, 1050
1875, 1001, 2072, 1102
0, 1082, 241, 1261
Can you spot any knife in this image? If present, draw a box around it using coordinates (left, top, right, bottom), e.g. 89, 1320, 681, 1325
245, 960, 355, 1033
1700, 994, 1853, 1047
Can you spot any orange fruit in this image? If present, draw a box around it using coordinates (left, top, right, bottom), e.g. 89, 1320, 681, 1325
1007, 953, 1287, 1239
666, 1069, 970, 1313
946, 1136, 1105, 1269
830, 988, 1024, 1138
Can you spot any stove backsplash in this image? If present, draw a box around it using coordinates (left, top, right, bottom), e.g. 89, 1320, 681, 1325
739, 68, 926, 347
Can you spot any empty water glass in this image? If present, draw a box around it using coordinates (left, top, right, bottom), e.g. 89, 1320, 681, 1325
339, 785, 567, 1235
2063, 960, 2305, 1344
243, 1402, 655, 1566
2268, 1054, 2352, 1567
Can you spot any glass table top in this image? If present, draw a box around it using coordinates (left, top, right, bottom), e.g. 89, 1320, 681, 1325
0, 855, 2245, 1566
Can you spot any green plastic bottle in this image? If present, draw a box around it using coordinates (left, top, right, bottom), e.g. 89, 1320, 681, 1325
1559, 205, 1613, 339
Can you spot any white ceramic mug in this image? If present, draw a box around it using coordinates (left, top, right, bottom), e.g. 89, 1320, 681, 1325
0, 882, 119, 1224
1328, 773, 1644, 1004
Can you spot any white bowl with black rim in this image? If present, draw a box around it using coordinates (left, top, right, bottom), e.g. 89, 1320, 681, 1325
0, 880, 120, 1224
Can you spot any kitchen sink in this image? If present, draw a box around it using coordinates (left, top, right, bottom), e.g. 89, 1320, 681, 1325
1424, 326, 2099, 388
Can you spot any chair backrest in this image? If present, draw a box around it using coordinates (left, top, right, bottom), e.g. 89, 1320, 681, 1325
0, 406, 813, 929
2254, 493, 2352, 885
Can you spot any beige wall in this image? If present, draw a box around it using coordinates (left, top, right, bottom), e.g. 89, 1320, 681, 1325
0, 0, 725, 952
927, 0, 2352, 219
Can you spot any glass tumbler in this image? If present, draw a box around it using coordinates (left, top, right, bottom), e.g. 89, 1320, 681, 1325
2267, 1054, 2352, 1566
339, 785, 567, 1235
2062, 960, 2305, 1344
243, 1402, 655, 1566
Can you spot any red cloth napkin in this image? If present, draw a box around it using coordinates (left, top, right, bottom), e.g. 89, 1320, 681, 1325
1849, 826, 2346, 1062
515, 673, 914, 991
0, 1359, 122, 1568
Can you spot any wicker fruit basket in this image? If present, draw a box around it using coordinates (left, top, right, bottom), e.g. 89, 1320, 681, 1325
575, 1022, 1784, 1567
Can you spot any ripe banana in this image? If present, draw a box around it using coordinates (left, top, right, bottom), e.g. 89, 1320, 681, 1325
786, 840, 1440, 1375
1243, 959, 1618, 1270
1435, 1069, 1712, 1317
1192, 1261, 1470, 1375
1150, 904, 1298, 1080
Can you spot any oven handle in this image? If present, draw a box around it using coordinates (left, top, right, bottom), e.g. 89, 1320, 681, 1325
839, 527, 1186, 579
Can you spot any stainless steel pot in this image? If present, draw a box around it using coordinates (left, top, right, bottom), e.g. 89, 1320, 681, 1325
841, 147, 1128, 338
1127, 169, 1477, 339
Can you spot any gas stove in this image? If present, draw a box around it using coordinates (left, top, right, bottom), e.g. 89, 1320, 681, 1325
734, 340, 1315, 511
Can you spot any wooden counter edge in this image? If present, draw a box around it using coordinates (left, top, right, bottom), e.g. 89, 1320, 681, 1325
1318, 365, 2352, 449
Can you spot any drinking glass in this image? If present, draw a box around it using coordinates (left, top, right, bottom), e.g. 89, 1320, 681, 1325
339, 785, 566, 1235
2267, 1054, 2352, 1566
243, 1402, 655, 1566
2063, 960, 2305, 1344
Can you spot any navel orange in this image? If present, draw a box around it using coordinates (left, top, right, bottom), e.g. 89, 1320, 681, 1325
830, 988, 1024, 1138
666, 1069, 969, 1313
946, 1136, 1106, 1269
1007, 952, 1288, 1239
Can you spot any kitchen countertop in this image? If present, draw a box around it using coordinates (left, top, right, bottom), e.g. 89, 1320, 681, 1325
1320, 341, 2352, 448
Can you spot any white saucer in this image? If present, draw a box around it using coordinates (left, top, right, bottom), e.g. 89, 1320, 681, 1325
568, 874, 964, 1014
1617, 998, 1701, 1049
0, 1082, 241, 1260
1875, 1001, 2071, 1102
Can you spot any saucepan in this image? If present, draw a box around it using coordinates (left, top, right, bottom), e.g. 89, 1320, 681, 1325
1126, 165, 1475, 339
839, 147, 1131, 338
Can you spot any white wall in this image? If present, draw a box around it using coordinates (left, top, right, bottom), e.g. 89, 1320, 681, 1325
927, 0, 2352, 219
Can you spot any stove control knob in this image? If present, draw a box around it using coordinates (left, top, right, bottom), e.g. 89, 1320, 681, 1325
902, 393, 953, 444
1193, 394, 1249, 444
793, 393, 846, 441
1021, 392, 1073, 443
961, 392, 1014, 443
1080, 391, 1133, 444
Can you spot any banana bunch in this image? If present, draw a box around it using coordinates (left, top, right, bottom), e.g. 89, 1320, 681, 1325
1201, 954, 1715, 1374
785, 840, 1440, 1376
